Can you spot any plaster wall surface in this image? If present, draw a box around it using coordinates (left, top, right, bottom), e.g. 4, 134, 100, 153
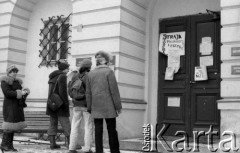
24, 0, 72, 98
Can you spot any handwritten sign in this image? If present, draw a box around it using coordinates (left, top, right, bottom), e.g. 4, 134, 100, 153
159, 31, 185, 55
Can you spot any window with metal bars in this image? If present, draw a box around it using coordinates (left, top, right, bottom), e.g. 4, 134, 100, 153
39, 14, 72, 67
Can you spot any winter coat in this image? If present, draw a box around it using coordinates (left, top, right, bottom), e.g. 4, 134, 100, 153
71, 72, 88, 107
0, 76, 28, 131
86, 65, 122, 118
46, 70, 70, 117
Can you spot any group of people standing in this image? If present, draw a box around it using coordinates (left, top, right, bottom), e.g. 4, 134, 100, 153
0, 50, 122, 153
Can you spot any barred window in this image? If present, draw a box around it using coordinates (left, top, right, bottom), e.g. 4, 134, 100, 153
39, 14, 72, 67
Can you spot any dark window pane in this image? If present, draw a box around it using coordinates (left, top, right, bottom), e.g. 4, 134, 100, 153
60, 42, 68, 59
48, 43, 57, 60
50, 25, 58, 43
61, 24, 69, 41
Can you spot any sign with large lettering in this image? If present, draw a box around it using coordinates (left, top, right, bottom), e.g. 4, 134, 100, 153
159, 31, 185, 55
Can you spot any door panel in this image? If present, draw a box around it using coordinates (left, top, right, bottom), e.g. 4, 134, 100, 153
190, 15, 220, 132
158, 14, 220, 136
158, 17, 190, 135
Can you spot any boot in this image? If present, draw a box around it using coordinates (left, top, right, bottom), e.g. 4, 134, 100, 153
1, 133, 12, 151
9, 133, 17, 152
50, 135, 61, 149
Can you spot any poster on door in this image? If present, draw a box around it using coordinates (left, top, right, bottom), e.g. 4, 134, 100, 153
194, 66, 208, 81
159, 31, 185, 55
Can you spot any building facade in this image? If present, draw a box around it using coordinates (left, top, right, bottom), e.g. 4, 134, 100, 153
0, 0, 239, 146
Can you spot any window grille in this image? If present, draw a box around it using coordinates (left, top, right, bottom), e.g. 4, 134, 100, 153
39, 14, 72, 67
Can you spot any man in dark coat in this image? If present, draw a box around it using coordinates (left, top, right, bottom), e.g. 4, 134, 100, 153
46, 61, 71, 149
86, 51, 122, 153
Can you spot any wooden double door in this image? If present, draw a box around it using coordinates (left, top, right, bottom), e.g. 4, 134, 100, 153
158, 14, 221, 136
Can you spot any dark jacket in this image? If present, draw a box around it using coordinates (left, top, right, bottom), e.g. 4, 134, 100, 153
71, 71, 88, 107
46, 70, 70, 117
86, 65, 122, 118
0, 76, 27, 131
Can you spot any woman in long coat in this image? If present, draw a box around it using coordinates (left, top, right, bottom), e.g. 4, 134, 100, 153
0, 65, 30, 152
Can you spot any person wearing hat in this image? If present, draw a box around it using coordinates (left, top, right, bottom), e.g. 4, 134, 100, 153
0, 65, 30, 151
46, 61, 71, 149
86, 51, 122, 153
68, 59, 94, 153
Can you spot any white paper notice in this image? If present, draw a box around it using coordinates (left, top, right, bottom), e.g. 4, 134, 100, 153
194, 66, 208, 81
200, 56, 213, 66
165, 67, 174, 80
200, 42, 213, 55
168, 50, 180, 73
168, 97, 180, 107
202, 37, 211, 43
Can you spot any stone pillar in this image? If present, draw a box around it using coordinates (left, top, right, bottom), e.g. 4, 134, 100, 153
218, 0, 240, 151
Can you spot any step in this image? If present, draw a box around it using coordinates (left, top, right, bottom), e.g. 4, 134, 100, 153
120, 137, 222, 153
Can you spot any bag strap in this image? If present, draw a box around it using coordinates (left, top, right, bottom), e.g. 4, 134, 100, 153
53, 76, 61, 94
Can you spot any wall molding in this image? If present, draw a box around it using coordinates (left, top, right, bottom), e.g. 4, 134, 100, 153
0, 36, 28, 43
0, 73, 25, 77
0, 48, 27, 54
72, 36, 145, 49
222, 77, 240, 81
0, 24, 28, 31
120, 21, 145, 35
120, 36, 145, 49
0, 60, 26, 66
222, 23, 240, 28
221, 59, 240, 63
116, 67, 144, 76
129, 0, 148, 10
119, 52, 145, 63
120, 6, 146, 22
118, 82, 144, 89
12, 13, 30, 21
25, 0, 37, 5
221, 5, 240, 10
222, 41, 240, 45
73, 21, 145, 36
73, 6, 120, 15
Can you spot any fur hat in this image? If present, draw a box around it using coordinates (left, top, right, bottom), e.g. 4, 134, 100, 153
80, 59, 92, 68
58, 62, 70, 71
7, 65, 19, 75
95, 51, 111, 63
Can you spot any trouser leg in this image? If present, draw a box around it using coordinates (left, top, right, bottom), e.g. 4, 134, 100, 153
83, 111, 94, 150
94, 119, 103, 153
48, 115, 58, 136
69, 107, 82, 150
105, 118, 120, 153
58, 116, 71, 148
48, 115, 61, 149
